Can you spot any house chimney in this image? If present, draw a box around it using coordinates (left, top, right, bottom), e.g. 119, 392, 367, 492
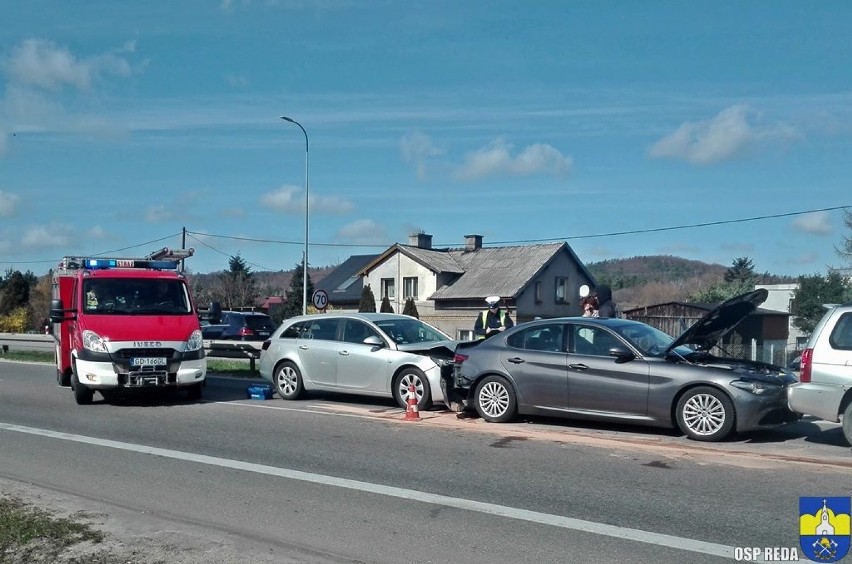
464, 234, 483, 251
408, 232, 432, 249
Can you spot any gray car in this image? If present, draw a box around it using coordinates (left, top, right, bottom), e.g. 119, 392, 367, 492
259, 313, 457, 409
447, 289, 798, 441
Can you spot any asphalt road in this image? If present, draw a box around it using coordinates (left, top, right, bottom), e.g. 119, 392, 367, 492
1, 360, 850, 563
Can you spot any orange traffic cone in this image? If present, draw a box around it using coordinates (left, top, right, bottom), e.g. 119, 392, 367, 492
404, 383, 420, 421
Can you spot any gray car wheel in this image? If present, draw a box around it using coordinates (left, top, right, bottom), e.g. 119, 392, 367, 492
274, 361, 303, 400
474, 375, 517, 423
842, 402, 852, 447
394, 368, 432, 410
675, 386, 734, 442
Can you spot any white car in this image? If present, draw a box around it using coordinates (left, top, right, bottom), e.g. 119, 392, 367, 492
787, 303, 852, 445
259, 313, 457, 409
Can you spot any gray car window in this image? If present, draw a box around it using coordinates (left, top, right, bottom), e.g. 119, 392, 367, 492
507, 324, 564, 352
572, 325, 620, 356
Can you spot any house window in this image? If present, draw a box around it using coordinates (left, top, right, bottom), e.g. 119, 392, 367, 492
381, 278, 395, 299
458, 329, 474, 341
535, 281, 542, 304
403, 277, 418, 299
555, 277, 568, 303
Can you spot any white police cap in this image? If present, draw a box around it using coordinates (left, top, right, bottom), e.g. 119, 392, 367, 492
485, 296, 500, 306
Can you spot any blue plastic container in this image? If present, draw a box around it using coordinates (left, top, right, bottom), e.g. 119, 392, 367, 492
246, 384, 273, 400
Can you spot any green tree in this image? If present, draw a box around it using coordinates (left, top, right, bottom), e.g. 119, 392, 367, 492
0, 270, 31, 316
380, 296, 394, 313
402, 297, 419, 318
280, 260, 314, 319
724, 257, 756, 284
790, 272, 852, 334
359, 284, 377, 313
689, 279, 754, 303
837, 208, 852, 266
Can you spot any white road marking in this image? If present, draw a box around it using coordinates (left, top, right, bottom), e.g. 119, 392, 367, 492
1, 422, 740, 560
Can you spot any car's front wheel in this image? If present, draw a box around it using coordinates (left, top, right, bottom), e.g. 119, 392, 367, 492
474, 375, 517, 423
675, 386, 734, 441
274, 361, 303, 400
71, 369, 94, 405
393, 368, 432, 410
842, 402, 852, 447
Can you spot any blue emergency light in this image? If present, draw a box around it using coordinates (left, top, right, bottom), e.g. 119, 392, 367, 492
81, 258, 178, 270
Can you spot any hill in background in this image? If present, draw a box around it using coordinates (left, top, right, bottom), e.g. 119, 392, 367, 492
587, 255, 797, 310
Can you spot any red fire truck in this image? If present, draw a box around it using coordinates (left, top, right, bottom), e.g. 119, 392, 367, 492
49, 248, 206, 404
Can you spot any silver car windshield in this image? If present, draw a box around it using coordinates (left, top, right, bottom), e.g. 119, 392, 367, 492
374, 318, 449, 345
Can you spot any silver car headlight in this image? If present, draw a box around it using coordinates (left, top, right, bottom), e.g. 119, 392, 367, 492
82, 330, 108, 353
186, 329, 203, 352
730, 380, 773, 395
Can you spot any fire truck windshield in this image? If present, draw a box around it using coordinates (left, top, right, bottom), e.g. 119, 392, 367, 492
83, 279, 191, 315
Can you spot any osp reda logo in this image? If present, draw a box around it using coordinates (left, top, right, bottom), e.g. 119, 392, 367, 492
799, 497, 851, 562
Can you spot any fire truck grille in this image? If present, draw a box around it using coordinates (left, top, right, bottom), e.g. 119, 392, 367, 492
116, 348, 178, 359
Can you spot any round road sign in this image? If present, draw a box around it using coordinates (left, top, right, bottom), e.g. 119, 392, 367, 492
312, 289, 329, 311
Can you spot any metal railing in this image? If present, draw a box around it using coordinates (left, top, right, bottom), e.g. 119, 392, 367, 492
0, 333, 263, 370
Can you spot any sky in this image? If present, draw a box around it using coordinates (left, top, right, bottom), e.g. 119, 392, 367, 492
1, 1, 851, 279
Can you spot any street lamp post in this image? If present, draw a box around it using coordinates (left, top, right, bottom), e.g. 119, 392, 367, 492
280, 115, 309, 316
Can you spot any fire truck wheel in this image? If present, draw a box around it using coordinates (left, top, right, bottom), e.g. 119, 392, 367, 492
71, 371, 94, 405
56, 368, 70, 387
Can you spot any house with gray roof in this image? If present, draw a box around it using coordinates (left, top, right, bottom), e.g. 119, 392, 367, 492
358, 233, 596, 339
313, 254, 380, 311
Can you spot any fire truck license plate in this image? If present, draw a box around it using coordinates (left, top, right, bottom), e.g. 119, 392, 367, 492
130, 357, 167, 367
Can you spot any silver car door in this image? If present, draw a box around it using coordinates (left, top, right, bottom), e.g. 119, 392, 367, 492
336, 319, 389, 392
297, 318, 341, 387
499, 323, 569, 412
567, 323, 651, 417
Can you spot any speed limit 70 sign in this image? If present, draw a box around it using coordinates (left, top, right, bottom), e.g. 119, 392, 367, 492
312, 289, 329, 311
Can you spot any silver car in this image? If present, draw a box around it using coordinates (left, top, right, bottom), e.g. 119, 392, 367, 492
447, 290, 799, 442
259, 313, 457, 409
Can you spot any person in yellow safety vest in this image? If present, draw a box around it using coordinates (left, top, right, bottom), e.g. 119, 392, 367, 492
474, 296, 514, 339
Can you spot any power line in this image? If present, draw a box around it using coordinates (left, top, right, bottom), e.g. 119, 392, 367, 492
187, 205, 851, 248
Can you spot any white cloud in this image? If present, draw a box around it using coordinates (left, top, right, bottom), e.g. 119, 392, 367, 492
87, 226, 109, 239
0, 190, 20, 217
792, 211, 833, 235
648, 105, 798, 165
21, 224, 73, 250
455, 137, 573, 181
335, 220, 387, 244
400, 131, 443, 180
260, 185, 354, 215
225, 74, 249, 88
4, 39, 132, 92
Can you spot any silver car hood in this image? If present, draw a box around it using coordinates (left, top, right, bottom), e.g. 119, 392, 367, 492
397, 340, 458, 359
666, 288, 768, 353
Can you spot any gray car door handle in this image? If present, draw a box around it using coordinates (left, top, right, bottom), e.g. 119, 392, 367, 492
569, 363, 589, 370
339, 350, 349, 356
508, 357, 525, 364
298, 345, 309, 350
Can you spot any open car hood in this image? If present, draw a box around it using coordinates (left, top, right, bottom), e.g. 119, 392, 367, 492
665, 288, 768, 353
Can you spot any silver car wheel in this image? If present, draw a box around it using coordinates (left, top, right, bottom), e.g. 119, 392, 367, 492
473, 375, 517, 423
394, 368, 432, 410
681, 393, 726, 436
478, 380, 510, 419
274, 362, 303, 400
